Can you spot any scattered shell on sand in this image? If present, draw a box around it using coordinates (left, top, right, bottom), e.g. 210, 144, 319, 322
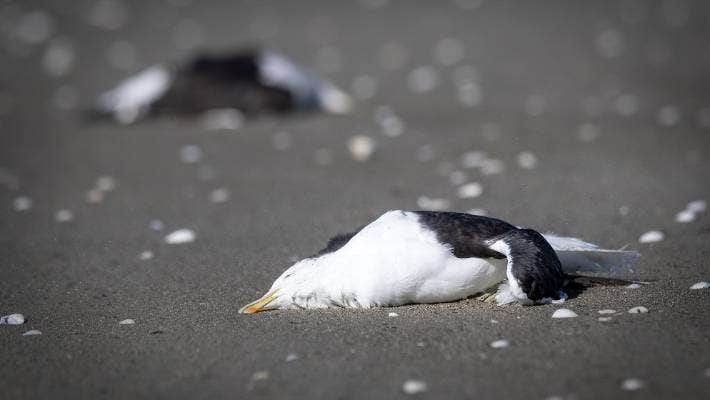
689, 281, 709, 290
388, 312, 399, 317
620, 378, 645, 391
628, 306, 649, 314
457, 182, 483, 199
96, 175, 117, 192
85, 188, 105, 204
598, 317, 613, 322
119, 319, 135, 325
0, 313, 25, 325
638, 230, 664, 243
552, 309, 578, 319
23, 330, 42, 336
251, 370, 269, 381
348, 135, 375, 162
675, 209, 696, 223
54, 209, 74, 223
625, 283, 642, 289
164, 229, 196, 244
687, 200, 706, 213
402, 380, 428, 394
139, 251, 153, 260
13, 196, 32, 211
209, 187, 230, 203
149, 219, 164, 231
490, 339, 510, 349
285, 352, 299, 362
598, 309, 617, 314
179, 145, 203, 164
517, 151, 538, 170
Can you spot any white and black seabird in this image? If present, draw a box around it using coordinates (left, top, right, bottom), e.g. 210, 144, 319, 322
92, 48, 353, 124
240, 210, 640, 313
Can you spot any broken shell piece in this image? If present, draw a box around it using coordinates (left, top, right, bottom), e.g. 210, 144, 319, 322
0, 313, 25, 325
628, 306, 649, 314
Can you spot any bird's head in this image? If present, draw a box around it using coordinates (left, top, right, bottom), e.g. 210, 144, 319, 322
238, 258, 320, 313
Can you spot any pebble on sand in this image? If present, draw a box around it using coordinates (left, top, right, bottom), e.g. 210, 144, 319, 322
490, 339, 510, 349
620, 378, 645, 391
0, 313, 25, 325
628, 306, 649, 314
598, 309, 616, 314
119, 319, 135, 325
689, 281, 709, 290
23, 330, 42, 336
402, 379, 428, 394
164, 229, 196, 244
552, 309, 578, 319
638, 230, 664, 243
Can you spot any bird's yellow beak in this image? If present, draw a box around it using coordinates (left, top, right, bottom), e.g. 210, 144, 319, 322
239, 290, 279, 314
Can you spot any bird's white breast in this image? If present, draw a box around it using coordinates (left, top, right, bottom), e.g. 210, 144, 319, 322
321, 211, 507, 307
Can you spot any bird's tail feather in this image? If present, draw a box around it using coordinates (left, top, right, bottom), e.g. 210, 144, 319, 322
542, 234, 640, 277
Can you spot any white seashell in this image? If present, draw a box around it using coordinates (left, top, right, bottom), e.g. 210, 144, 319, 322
628, 306, 649, 314
552, 308, 578, 319
164, 229, 196, 244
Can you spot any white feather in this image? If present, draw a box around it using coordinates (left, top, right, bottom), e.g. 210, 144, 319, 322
543, 233, 640, 276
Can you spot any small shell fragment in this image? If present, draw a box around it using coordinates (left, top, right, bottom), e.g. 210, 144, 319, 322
285, 352, 299, 362
139, 250, 154, 260
251, 370, 269, 381
552, 308, 578, 319
628, 306, 649, 314
119, 319, 135, 325
402, 379, 428, 394
689, 281, 709, 290
598, 309, 616, 314
348, 135, 375, 162
13, 196, 33, 211
22, 329, 42, 336
388, 312, 399, 317
490, 339, 510, 349
164, 229, 196, 244
0, 313, 25, 325
620, 378, 645, 391
598, 317, 612, 322
54, 209, 74, 223
625, 283, 642, 289
457, 182, 483, 199
675, 209, 695, 223
687, 200, 706, 213
638, 230, 664, 243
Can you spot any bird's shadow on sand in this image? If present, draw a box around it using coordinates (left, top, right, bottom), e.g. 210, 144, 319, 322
564, 275, 642, 299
